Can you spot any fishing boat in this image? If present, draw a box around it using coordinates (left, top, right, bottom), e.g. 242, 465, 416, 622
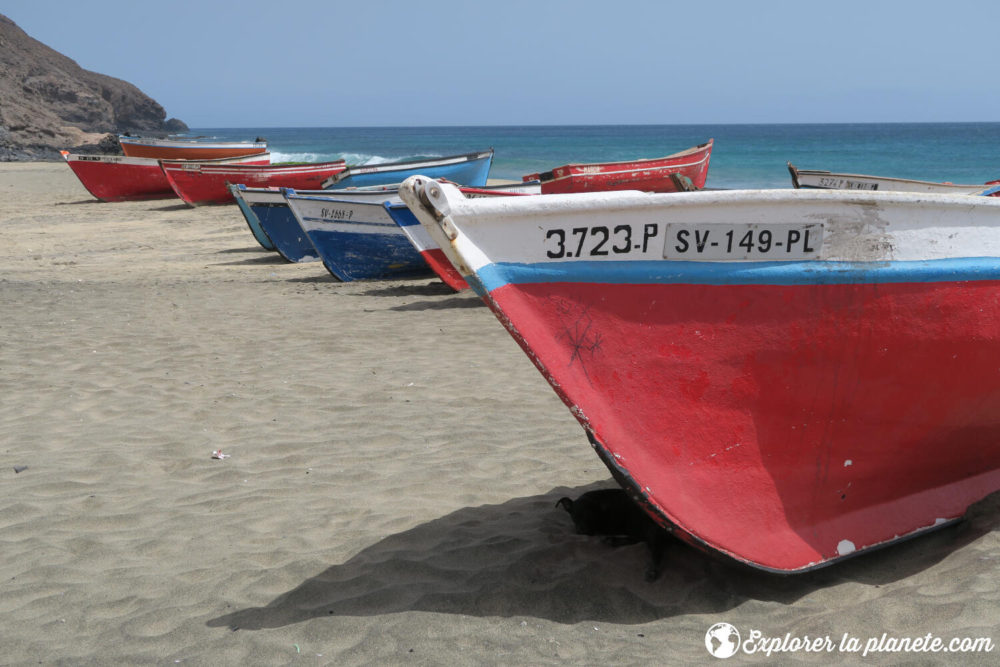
322, 149, 494, 189
60, 151, 269, 202
400, 177, 1000, 573
283, 190, 432, 281
522, 140, 713, 194
239, 187, 321, 263
162, 159, 347, 206
229, 184, 275, 251
788, 162, 1000, 195
384, 181, 541, 291
117, 135, 267, 160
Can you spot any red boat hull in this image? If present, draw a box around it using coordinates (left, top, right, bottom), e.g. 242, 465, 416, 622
486, 278, 1000, 571
419, 248, 468, 291
526, 139, 714, 194
62, 153, 270, 202
161, 161, 347, 206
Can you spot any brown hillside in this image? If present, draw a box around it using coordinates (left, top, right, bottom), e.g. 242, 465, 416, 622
0, 13, 186, 160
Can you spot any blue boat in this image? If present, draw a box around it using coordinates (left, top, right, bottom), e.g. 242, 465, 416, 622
240, 187, 320, 263
283, 189, 432, 281
229, 184, 275, 251
321, 149, 494, 190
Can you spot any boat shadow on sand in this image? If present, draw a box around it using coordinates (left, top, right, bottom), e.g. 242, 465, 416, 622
149, 203, 191, 212
212, 253, 295, 267
360, 281, 458, 299
55, 199, 107, 206
353, 280, 486, 311
206, 483, 999, 630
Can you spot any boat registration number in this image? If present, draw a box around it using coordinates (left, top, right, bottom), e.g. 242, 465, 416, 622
817, 177, 878, 190
663, 223, 823, 260
320, 207, 354, 221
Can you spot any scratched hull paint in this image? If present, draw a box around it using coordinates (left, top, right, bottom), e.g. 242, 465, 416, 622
241, 188, 319, 263
230, 184, 275, 251
401, 179, 1000, 572
162, 160, 346, 206
118, 135, 267, 160
322, 149, 493, 189
788, 162, 1000, 195
523, 140, 713, 194
284, 191, 431, 281
61, 152, 268, 202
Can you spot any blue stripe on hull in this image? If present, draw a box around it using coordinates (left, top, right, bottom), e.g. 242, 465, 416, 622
235, 194, 275, 250
476, 257, 1000, 293
304, 228, 431, 281
327, 158, 491, 190
384, 203, 419, 228
250, 204, 319, 263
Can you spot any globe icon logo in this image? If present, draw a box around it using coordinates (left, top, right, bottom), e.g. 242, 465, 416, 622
705, 622, 741, 658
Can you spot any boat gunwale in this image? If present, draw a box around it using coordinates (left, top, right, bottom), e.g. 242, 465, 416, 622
323, 149, 494, 186
117, 135, 267, 150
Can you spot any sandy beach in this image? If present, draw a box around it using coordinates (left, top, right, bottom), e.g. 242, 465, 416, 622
1, 162, 998, 664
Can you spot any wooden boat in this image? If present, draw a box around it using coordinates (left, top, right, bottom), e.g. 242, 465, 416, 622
283, 190, 431, 281
322, 149, 494, 189
238, 187, 321, 263
162, 159, 347, 206
229, 184, 275, 251
117, 135, 267, 160
240, 184, 406, 262
384, 181, 541, 291
61, 151, 269, 202
788, 162, 1000, 195
522, 140, 713, 194
400, 178, 1000, 573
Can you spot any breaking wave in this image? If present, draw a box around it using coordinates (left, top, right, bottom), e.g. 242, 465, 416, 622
269, 151, 325, 163
269, 151, 446, 166
338, 152, 444, 165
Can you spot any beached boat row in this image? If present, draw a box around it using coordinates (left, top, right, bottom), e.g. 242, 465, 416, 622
60, 133, 1000, 575
62, 135, 715, 204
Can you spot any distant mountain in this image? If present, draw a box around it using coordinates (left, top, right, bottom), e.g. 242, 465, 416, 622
0, 13, 187, 160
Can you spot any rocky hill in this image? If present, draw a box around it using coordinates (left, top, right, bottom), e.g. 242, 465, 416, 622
0, 13, 187, 160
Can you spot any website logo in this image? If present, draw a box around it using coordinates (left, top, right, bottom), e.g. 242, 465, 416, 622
706, 622, 741, 658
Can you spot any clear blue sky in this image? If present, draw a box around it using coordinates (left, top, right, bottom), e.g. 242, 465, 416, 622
5, 0, 998, 127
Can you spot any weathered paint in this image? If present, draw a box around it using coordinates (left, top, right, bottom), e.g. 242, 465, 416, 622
230, 184, 275, 251
404, 179, 1000, 573
524, 140, 712, 194
384, 202, 469, 291
118, 135, 267, 160
162, 160, 346, 206
788, 162, 1000, 195
384, 182, 539, 291
322, 149, 493, 189
241, 188, 320, 263
61, 152, 269, 203
284, 190, 431, 281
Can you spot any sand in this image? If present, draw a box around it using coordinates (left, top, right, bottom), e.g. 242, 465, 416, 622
1, 162, 998, 665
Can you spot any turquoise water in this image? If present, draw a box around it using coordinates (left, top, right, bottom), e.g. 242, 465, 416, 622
188, 124, 1000, 189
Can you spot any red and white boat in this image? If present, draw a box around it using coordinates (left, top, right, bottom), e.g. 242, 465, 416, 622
401, 178, 1000, 573
61, 151, 270, 202
117, 135, 268, 160
523, 139, 713, 194
161, 160, 348, 206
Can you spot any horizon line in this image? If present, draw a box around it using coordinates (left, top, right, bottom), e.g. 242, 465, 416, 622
181, 120, 1000, 130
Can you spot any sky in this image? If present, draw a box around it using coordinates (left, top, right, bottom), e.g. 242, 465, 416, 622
4, 0, 999, 128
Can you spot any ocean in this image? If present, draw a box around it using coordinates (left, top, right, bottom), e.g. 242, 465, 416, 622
187, 123, 1000, 189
